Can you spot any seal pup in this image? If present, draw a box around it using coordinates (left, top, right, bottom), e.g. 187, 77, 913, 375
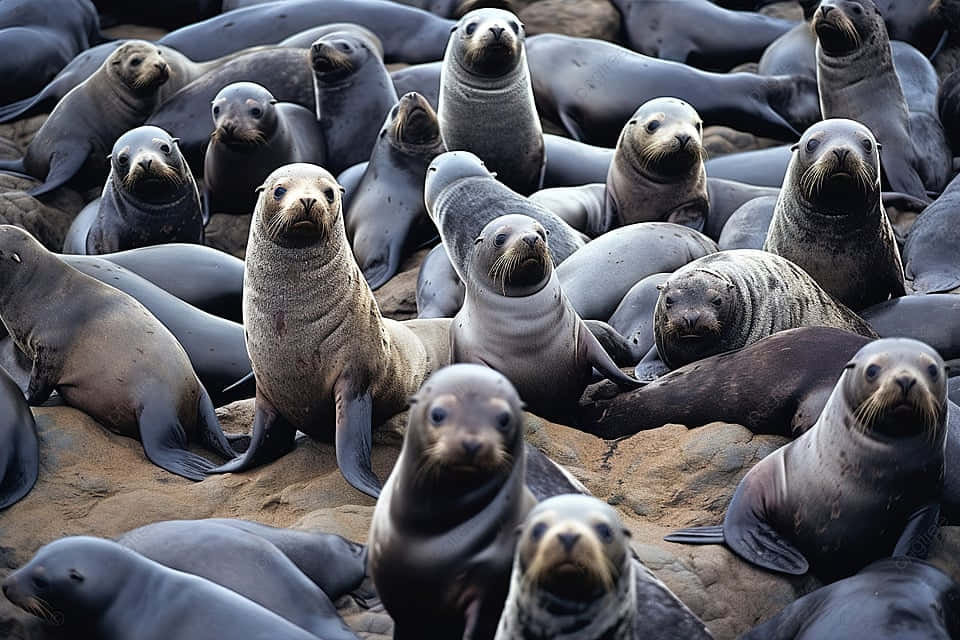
345, 92, 446, 289
666, 338, 948, 581
0, 225, 238, 480
311, 30, 398, 174
814, 0, 932, 199
903, 172, 960, 293
203, 82, 325, 221
368, 363, 536, 640
439, 8, 544, 195
2, 536, 325, 640
741, 557, 960, 640
654, 249, 877, 369
0, 367, 38, 510
764, 118, 905, 310
0, 41, 171, 197
453, 214, 639, 423
209, 163, 450, 497
495, 494, 711, 640
63, 126, 204, 255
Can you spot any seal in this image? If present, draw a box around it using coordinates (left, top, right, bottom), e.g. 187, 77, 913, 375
345, 92, 446, 289
368, 363, 536, 640
541, 134, 614, 187
938, 69, 960, 155
157, 0, 455, 63
416, 243, 466, 318
390, 60, 442, 109
654, 249, 878, 369
703, 144, 793, 188
310, 30, 399, 174
0, 225, 239, 480
95, 0, 220, 29
606, 273, 671, 364
63, 126, 204, 255
665, 338, 947, 582
741, 557, 960, 639
439, 8, 544, 195
1, 536, 325, 640
0, 367, 37, 511
209, 163, 451, 497
452, 214, 640, 423
814, 0, 937, 199
526, 34, 819, 146
611, 0, 794, 71
495, 494, 712, 640
203, 82, 325, 220
555, 222, 718, 321
764, 118, 905, 310
0, 41, 171, 197
862, 294, 960, 362
116, 520, 360, 639
903, 172, 960, 293
717, 195, 777, 250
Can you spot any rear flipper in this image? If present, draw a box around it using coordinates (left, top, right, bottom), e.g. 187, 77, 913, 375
584, 319, 645, 366
208, 390, 297, 474
893, 503, 941, 558
334, 378, 381, 499
139, 400, 221, 481
27, 144, 91, 197
195, 385, 246, 458
579, 320, 643, 390
664, 524, 725, 544
0, 92, 49, 124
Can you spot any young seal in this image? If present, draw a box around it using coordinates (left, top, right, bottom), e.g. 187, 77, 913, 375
453, 214, 640, 423
666, 338, 948, 582
63, 126, 204, 255
0, 226, 238, 480
311, 30, 398, 174
209, 163, 450, 497
203, 82, 325, 220
2, 536, 325, 640
368, 363, 536, 640
764, 118, 905, 310
0, 41, 171, 197
741, 557, 960, 640
903, 172, 960, 293
495, 494, 711, 640
345, 92, 446, 289
439, 8, 544, 195
814, 0, 936, 199
0, 367, 38, 511
654, 249, 877, 369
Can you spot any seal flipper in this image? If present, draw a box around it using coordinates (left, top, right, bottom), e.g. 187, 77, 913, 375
584, 319, 644, 365
558, 108, 586, 142
24, 347, 56, 405
893, 503, 941, 558
27, 144, 92, 197
138, 401, 219, 481
195, 386, 245, 459
667, 202, 707, 233
208, 391, 297, 474
578, 320, 643, 390
664, 525, 725, 544
334, 379, 381, 498
200, 185, 212, 227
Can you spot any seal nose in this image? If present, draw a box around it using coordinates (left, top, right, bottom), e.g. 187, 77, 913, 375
138, 157, 152, 170
462, 440, 481, 459
896, 375, 916, 395
820, 5, 833, 16
490, 26, 505, 40
682, 312, 701, 331
522, 234, 539, 248
300, 198, 316, 212
832, 148, 849, 163
557, 532, 580, 552
675, 133, 691, 148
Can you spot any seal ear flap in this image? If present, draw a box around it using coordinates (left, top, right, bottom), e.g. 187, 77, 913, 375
269, 99, 278, 105
106, 154, 112, 161
254, 182, 269, 194
450, 24, 458, 32
474, 236, 483, 245
790, 143, 800, 152
656, 284, 664, 291
876, 142, 883, 151
844, 361, 856, 370
171, 138, 181, 146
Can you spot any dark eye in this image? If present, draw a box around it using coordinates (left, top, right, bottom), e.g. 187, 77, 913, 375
32, 574, 48, 589
861, 138, 873, 152
160, 144, 170, 154
324, 188, 336, 203
495, 233, 507, 246
537, 229, 546, 241
337, 42, 351, 52
664, 296, 674, 307
496, 411, 511, 430
697, 121, 703, 131
646, 120, 661, 133
531, 522, 547, 540
68, 569, 84, 583
465, 22, 477, 35
273, 186, 287, 200
929, 364, 939, 380
805, 138, 820, 153
510, 21, 520, 33
865, 364, 881, 380
595, 523, 613, 543
130, 57, 142, 66
711, 297, 722, 306
213, 105, 220, 116
852, 4, 862, 14
117, 155, 128, 165
251, 107, 262, 118
430, 407, 447, 425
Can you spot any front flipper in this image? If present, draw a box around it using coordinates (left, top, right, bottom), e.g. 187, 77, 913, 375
28, 144, 92, 197
667, 202, 707, 233
208, 390, 297, 474
578, 320, 643, 390
723, 477, 808, 575
139, 400, 220, 481
195, 386, 245, 459
334, 378, 381, 499
25, 346, 56, 405
893, 503, 941, 558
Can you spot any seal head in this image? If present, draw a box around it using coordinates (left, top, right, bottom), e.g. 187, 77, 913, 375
654, 271, 733, 366
254, 163, 344, 249
210, 82, 279, 151
474, 214, 551, 297
450, 8, 524, 78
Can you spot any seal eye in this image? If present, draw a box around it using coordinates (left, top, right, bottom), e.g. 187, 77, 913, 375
646, 120, 661, 133
130, 57, 142, 66
160, 144, 170, 154
430, 407, 447, 425
865, 364, 881, 381
929, 364, 939, 380
510, 21, 520, 34
805, 138, 820, 153
851, 4, 862, 14
861, 138, 873, 152
273, 186, 287, 200
213, 105, 220, 116
496, 411, 511, 431
537, 229, 546, 241
337, 43, 352, 52
711, 296, 722, 307
465, 22, 477, 35
324, 188, 336, 203
117, 155, 128, 166
495, 233, 507, 247
251, 107, 262, 118
664, 296, 674, 307
595, 523, 614, 543
531, 522, 547, 541
68, 569, 84, 583
32, 574, 48, 589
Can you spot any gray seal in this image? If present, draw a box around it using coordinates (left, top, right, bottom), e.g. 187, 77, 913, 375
654, 249, 878, 368
903, 172, 960, 293
0, 225, 239, 480
368, 363, 536, 640
1, 536, 325, 640
764, 118, 905, 310
209, 163, 451, 497
0, 367, 38, 511
666, 338, 947, 582
452, 214, 639, 423
63, 126, 203, 255
495, 494, 711, 640
203, 82, 325, 220
439, 8, 544, 195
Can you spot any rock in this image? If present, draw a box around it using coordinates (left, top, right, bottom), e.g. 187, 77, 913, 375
519, 0, 621, 41
0, 116, 47, 157
703, 126, 784, 157
0, 175, 85, 251
373, 247, 429, 321
204, 213, 252, 259
760, 1, 803, 21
